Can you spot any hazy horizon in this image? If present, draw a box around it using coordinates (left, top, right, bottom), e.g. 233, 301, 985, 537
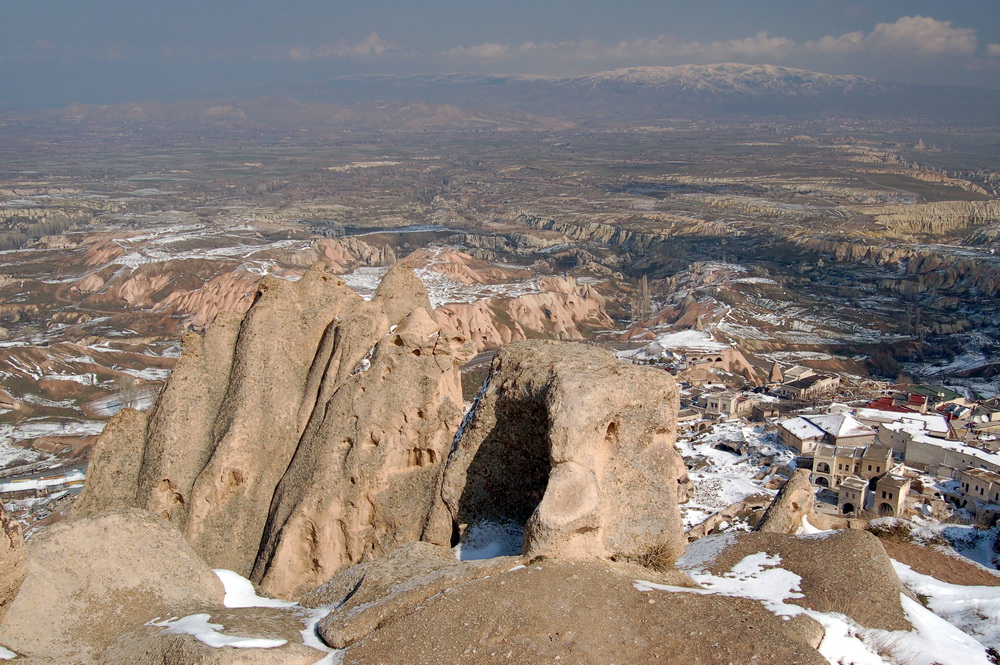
2, 1, 1000, 109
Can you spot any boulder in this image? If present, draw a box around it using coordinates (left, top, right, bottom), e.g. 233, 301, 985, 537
0, 508, 225, 664
755, 468, 816, 534
300, 541, 522, 648
678, 529, 913, 632
441, 340, 689, 565
0, 502, 25, 626
340, 560, 828, 665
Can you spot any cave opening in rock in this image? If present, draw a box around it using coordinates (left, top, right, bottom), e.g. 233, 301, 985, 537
453, 396, 553, 537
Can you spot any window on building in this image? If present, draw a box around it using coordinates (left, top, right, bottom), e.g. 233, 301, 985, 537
881, 491, 887, 499
867, 465, 872, 471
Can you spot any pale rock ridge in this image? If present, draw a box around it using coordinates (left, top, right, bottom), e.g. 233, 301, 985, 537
435, 275, 612, 351
0, 502, 25, 626
441, 340, 690, 563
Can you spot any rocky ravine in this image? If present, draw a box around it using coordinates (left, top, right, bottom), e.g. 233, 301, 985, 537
0, 263, 985, 664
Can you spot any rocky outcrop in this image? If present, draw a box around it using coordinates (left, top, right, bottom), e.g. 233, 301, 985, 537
104, 607, 325, 665
72, 264, 474, 599
441, 340, 689, 564
755, 468, 815, 534
301, 542, 523, 649
0, 503, 25, 626
0, 509, 225, 664
679, 529, 913, 632
340, 560, 828, 665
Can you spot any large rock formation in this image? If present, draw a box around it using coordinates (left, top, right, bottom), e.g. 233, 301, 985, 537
0, 509, 225, 663
73, 264, 474, 598
441, 340, 689, 564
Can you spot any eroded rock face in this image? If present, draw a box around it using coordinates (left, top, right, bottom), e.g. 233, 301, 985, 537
72, 264, 473, 599
0, 502, 26, 626
0, 508, 225, 664
441, 340, 689, 565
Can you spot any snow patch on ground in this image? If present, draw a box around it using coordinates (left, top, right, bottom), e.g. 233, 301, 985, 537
146, 614, 287, 649
893, 559, 1000, 650
210, 569, 342, 664
454, 520, 524, 561
650, 550, 994, 665
214, 569, 297, 609
0, 646, 15, 660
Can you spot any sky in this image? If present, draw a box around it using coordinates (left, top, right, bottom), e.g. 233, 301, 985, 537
2, 0, 1000, 108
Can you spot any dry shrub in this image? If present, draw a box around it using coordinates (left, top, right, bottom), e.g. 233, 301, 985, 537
621, 542, 676, 572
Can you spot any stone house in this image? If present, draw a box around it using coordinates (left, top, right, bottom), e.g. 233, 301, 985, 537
812, 443, 892, 488
874, 474, 911, 517
703, 392, 757, 419
833, 469, 910, 518
955, 468, 1000, 525
777, 412, 876, 454
838, 476, 868, 515
775, 374, 840, 401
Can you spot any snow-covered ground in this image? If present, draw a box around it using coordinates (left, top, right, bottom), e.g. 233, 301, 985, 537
675, 421, 793, 529
666, 534, 997, 665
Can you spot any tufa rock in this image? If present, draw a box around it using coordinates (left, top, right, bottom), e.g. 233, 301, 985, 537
0, 508, 225, 664
73, 264, 474, 598
251, 298, 472, 598
441, 340, 690, 565
755, 468, 816, 534
0, 502, 26, 626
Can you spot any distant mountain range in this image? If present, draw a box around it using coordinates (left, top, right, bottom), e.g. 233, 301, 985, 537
10, 63, 1000, 131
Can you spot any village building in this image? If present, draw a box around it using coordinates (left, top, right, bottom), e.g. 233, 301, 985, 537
954, 468, 1000, 525
811, 443, 892, 488
837, 476, 868, 515
777, 412, 876, 454
775, 374, 840, 401
874, 474, 911, 517
703, 391, 757, 419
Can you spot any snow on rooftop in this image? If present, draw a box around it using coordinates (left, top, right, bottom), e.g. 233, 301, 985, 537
780, 413, 874, 440
780, 416, 827, 440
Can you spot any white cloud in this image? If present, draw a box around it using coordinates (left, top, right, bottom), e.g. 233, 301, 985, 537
987, 43, 1000, 57
439, 15, 982, 69
863, 16, 976, 56
445, 42, 510, 59
288, 32, 399, 62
